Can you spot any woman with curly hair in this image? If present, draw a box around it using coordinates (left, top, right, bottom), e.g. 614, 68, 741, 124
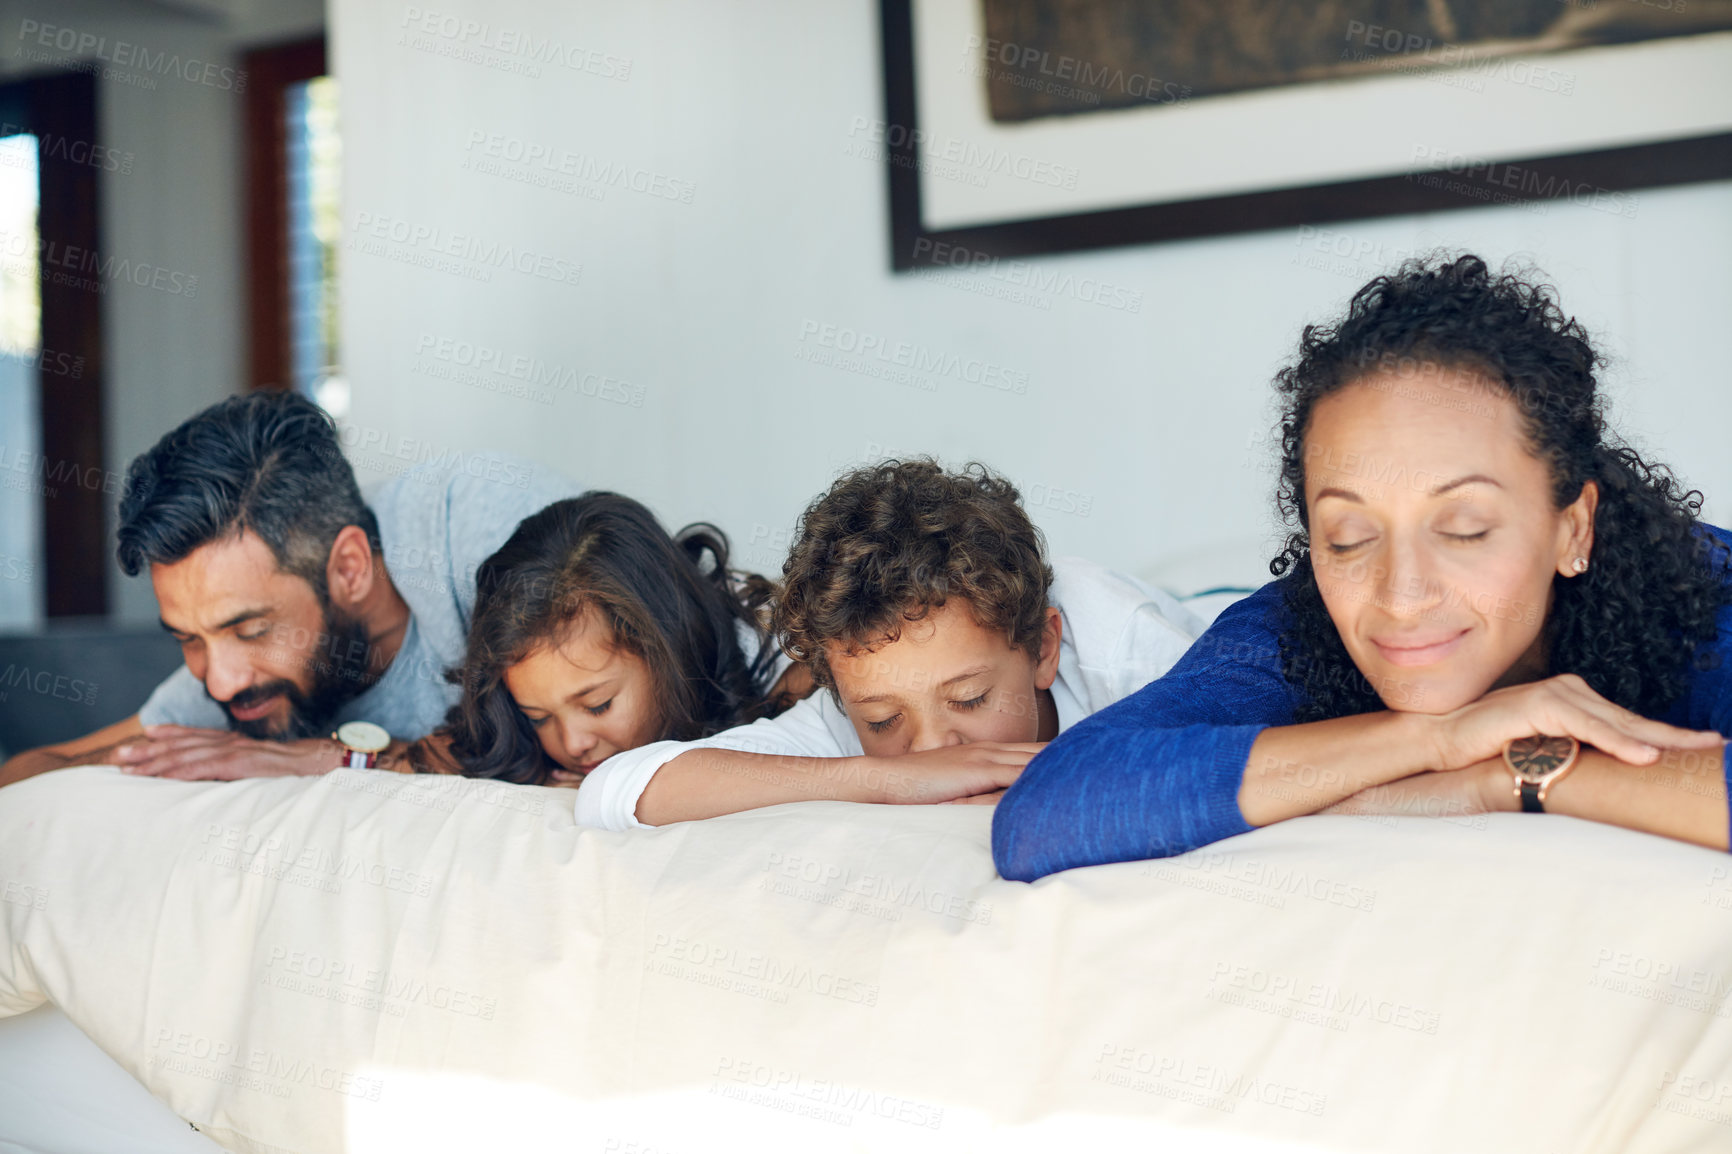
992, 254, 1732, 882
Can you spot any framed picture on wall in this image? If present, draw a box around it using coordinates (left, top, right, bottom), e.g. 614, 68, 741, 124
879, 0, 1732, 270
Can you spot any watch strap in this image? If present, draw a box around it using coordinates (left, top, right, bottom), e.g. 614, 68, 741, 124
332, 733, 380, 770
1519, 780, 1545, 814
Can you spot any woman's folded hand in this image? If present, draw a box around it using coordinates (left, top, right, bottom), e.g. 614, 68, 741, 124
1423, 673, 1722, 773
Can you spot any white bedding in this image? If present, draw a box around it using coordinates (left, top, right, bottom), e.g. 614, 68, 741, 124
2, 765, 1731, 1152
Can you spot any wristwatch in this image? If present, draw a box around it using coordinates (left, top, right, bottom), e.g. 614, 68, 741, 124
333, 721, 391, 769
1502, 734, 1581, 813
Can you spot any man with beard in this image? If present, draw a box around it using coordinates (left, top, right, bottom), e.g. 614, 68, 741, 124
0, 391, 578, 786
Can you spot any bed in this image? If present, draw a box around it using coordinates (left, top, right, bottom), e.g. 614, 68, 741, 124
2, 761, 1730, 1153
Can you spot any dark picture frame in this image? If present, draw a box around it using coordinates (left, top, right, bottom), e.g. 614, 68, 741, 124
879, 0, 1732, 272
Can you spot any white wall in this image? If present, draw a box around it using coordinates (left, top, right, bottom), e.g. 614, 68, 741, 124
0, 0, 325, 625
321, 0, 1730, 593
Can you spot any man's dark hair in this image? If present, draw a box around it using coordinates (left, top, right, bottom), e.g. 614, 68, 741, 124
116, 391, 379, 594
775, 458, 1053, 695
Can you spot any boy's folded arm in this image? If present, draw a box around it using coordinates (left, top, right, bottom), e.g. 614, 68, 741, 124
634, 747, 881, 824
634, 743, 1038, 826
570, 692, 844, 828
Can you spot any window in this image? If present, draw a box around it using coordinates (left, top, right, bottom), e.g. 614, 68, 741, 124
0, 132, 40, 629
284, 75, 343, 415
0, 133, 39, 357
244, 38, 342, 415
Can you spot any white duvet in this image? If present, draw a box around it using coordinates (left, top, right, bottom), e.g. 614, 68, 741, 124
2, 765, 1731, 1153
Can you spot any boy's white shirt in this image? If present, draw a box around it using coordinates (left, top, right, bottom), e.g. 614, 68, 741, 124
572, 556, 1206, 830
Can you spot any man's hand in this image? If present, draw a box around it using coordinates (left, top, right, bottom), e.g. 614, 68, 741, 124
115, 725, 342, 781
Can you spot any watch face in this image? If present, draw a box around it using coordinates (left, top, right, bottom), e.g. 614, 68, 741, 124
336, 720, 391, 754
1506, 734, 1576, 783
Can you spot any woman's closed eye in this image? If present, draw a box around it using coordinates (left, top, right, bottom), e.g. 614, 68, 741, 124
952, 692, 989, 711
586, 698, 614, 717
1327, 527, 1489, 554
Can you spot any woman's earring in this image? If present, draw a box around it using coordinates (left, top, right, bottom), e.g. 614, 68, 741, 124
1572, 557, 1588, 574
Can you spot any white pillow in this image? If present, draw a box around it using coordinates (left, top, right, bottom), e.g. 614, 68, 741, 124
2, 765, 1731, 1153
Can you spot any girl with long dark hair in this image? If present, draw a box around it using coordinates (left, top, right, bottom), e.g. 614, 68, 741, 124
413, 493, 800, 784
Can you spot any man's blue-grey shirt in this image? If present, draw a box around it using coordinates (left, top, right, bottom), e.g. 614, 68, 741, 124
137, 452, 581, 740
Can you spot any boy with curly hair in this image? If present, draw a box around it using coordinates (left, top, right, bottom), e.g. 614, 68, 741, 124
574, 458, 1205, 828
